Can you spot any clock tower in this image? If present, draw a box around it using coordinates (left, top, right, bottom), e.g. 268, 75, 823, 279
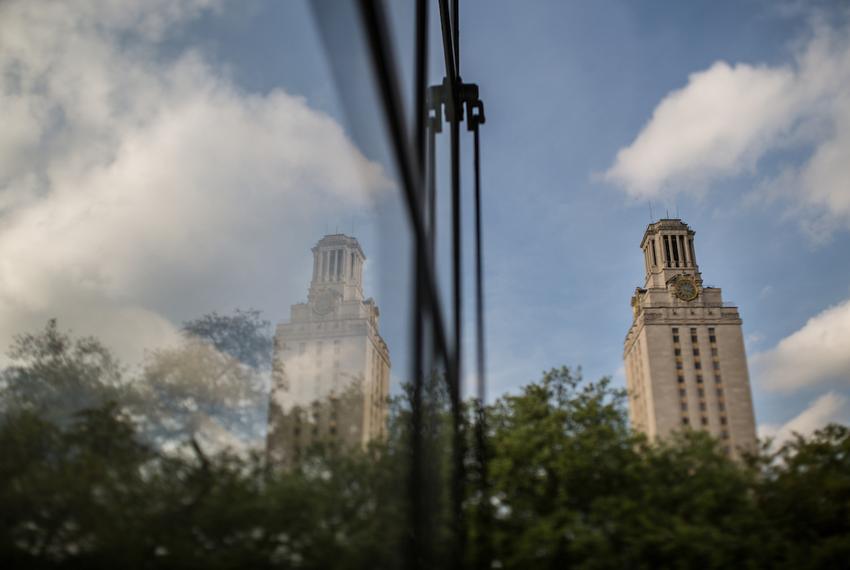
267, 234, 391, 467
623, 219, 757, 458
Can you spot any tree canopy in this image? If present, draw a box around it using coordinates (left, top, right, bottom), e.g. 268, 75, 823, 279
0, 321, 848, 568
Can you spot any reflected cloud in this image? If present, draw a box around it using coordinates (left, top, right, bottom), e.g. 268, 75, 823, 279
0, 0, 392, 367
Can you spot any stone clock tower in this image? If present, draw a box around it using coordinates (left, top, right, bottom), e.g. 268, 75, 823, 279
623, 219, 757, 458
267, 234, 391, 466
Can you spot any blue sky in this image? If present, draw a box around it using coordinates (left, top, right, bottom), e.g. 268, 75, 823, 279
1, 0, 848, 444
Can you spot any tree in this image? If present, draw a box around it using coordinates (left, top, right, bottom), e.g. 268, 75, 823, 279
757, 424, 850, 569
0, 319, 127, 424
2, 337, 850, 569
137, 309, 273, 449
181, 309, 273, 370
483, 366, 766, 569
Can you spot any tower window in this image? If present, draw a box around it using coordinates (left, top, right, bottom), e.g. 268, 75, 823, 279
350, 252, 355, 278
720, 416, 727, 426
701, 416, 708, 426
713, 361, 720, 370
688, 238, 696, 267
651, 239, 657, 266
671, 234, 680, 266
664, 236, 671, 267
682, 417, 689, 425
711, 348, 718, 356
677, 375, 684, 384
696, 374, 703, 384
692, 348, 700, 356
674, 348, 681, 356
694, 362, 701, 370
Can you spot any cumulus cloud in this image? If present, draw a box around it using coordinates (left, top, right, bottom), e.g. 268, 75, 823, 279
759, 391, 848, 446
603, 16, 850, 238
753, 298, 850, 391
0, 1, 390, 365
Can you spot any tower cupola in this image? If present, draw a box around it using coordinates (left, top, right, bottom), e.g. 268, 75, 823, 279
309, 234, 366, 302
640, 219, 701, 289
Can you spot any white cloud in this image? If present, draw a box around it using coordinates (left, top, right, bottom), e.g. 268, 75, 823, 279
604, 61, 798, 197
759, 391, 848, 446
753, 298, 850, 391
603, 17, 850, 238
0, 1, 391, 364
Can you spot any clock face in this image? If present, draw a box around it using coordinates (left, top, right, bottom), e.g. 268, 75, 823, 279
673, 276, 699, 301
313, 290, 335, 315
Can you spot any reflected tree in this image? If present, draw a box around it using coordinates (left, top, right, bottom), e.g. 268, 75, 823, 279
0, 319, 127, 425
138, 309, 272, 449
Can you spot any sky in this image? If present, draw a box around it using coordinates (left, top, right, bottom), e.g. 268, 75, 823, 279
1, 0, 849, 446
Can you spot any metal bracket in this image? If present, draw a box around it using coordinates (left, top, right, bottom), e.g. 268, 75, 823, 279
427, 77, 485, 133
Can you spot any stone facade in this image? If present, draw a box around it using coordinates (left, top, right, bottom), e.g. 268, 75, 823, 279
266, 234, 390, 466
623, 219, 757, 458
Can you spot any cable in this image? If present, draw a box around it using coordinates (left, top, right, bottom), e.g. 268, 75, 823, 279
410, 2, 428, 568
471, 109, 490, 570
452, 0, 459, 76
354, 0, 454, 376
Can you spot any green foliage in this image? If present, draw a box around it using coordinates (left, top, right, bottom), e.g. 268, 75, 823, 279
1, 324, 849, 569
757, 424, 850, 569
480, 367, 849, 569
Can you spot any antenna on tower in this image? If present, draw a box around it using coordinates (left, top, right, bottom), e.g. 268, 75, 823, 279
665, 208, 669, 219
649, 201, 654, 222
676, 204, 679, 219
